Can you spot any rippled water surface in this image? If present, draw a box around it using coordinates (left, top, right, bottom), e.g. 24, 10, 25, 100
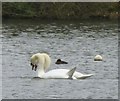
2, 19, 118, 99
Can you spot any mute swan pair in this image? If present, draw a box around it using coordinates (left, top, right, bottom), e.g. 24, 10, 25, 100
30, 53, 94, 79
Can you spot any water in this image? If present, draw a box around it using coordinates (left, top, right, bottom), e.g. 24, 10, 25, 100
2, 19, 118, 99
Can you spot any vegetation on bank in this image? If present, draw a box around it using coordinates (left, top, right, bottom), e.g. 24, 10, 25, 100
2, 2, 119, 20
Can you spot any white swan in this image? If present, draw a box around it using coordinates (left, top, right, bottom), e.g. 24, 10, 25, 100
30, 53, 94, 79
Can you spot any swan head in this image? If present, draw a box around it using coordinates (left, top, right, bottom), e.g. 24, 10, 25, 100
30, 53, 51, 72
30, 53, 40, 71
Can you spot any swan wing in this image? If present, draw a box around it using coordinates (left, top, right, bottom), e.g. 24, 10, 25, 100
67, 67, 76, 79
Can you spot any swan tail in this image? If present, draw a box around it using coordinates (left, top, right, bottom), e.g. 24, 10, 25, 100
76, 74, 94, 79
67, 67, 76, 79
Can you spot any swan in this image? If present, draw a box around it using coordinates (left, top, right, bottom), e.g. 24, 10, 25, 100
30, 53, 94, 79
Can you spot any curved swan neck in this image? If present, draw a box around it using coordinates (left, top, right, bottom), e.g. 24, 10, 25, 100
37, 64, 45, 77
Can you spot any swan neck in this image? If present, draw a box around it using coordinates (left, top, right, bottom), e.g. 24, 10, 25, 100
37, 64, 45, 77
37, 68, 45, 77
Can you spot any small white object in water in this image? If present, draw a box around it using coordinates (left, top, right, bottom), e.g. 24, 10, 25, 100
94, 55, 103, 61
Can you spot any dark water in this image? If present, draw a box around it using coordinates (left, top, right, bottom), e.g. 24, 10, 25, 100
2, 19, 118, 99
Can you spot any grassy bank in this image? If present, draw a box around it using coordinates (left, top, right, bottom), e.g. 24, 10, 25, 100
2, 2, 119, 20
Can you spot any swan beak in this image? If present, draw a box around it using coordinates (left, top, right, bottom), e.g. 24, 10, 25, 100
31, 63, 35, 70
35, 64, 37, 71
30, 63, 37, 71
32, 65, 34, 70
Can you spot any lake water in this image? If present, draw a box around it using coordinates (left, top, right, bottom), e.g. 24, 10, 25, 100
1, 19, 118, 99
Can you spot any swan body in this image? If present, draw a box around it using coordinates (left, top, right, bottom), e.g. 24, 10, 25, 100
30, 53, 94, 79
41, 69, 72, 79
41, 69, 93, 79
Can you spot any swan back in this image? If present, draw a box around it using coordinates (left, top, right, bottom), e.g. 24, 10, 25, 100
42, 67, 76, 79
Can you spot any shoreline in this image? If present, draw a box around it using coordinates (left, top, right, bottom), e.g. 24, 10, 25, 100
2, 12, 119, 20
2, 2, 119, 20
